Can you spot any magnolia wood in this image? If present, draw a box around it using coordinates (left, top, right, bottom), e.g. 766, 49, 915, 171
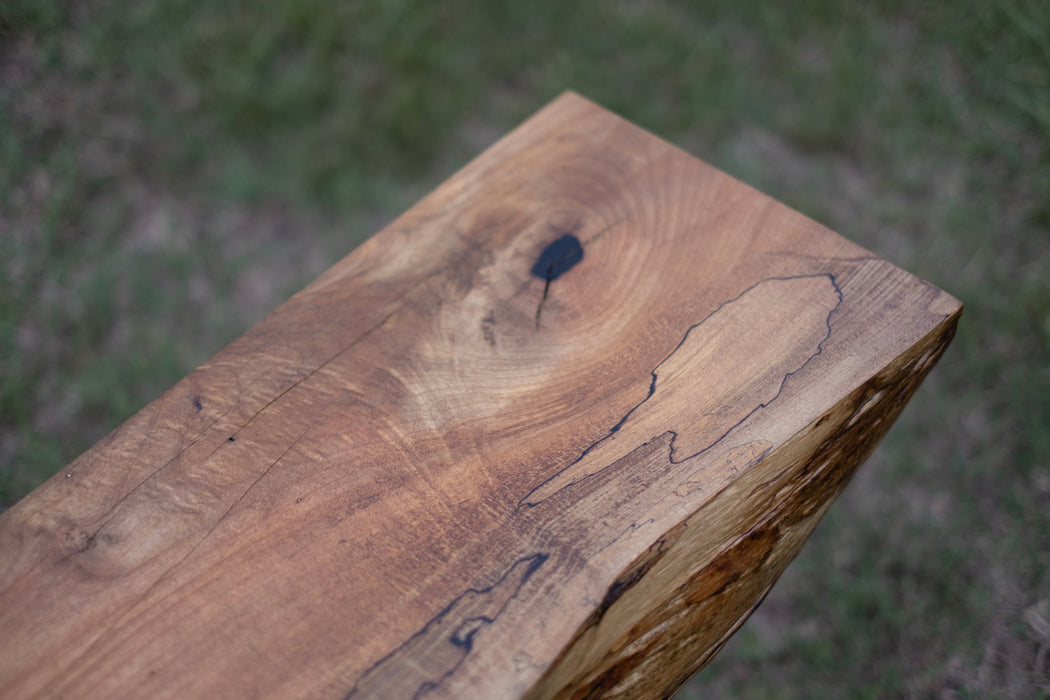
0, 93, 960, 699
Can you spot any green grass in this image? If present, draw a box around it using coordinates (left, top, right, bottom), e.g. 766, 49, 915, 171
2, 1, 1048, 697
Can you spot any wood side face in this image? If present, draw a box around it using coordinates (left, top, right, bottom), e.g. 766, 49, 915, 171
527, 312, 960, 699
0, 92, 961, 699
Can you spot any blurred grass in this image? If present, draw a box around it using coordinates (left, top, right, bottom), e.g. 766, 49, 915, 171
2, 0, 1048, 697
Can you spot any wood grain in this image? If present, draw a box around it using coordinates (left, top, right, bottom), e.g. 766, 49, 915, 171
0, 92, 961, 699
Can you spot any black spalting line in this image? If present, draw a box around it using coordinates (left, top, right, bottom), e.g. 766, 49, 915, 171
596, 536, 669, 620
533, 234, 584, 328
517, 274, 844, 509
346, 553, 548, 699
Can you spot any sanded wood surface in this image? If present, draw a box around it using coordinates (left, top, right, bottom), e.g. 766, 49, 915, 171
0, 93, 960, 699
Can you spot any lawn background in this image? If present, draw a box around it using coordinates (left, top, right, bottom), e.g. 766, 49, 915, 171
2, 1, 1048, 697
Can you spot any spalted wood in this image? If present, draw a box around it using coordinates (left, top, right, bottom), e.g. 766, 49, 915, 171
0, 93, 960, 699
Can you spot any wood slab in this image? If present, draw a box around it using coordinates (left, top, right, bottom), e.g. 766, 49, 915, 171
0, 92, 961, 698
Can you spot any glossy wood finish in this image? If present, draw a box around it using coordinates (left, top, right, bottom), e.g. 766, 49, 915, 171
0, 93, 960, 699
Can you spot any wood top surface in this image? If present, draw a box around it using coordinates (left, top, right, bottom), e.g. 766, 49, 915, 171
0, 92, 961, 698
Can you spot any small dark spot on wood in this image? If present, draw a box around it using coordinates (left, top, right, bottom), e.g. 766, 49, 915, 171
531, 234, 583, 281
533, 234, 584, 328
481, 309, 497, 346
57, 527, 95, 554
192, 395, 203, 412
227, 436, 236, 442
71, 531, 95, 552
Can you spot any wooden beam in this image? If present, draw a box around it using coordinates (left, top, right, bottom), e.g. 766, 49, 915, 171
0, 92, 960, 699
